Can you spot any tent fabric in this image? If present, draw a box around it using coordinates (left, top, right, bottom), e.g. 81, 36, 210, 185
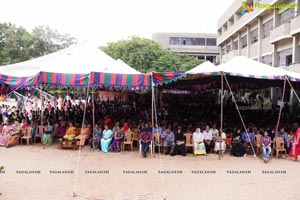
41, 72, 90, 87
152, 72, 187, 86
186, 61, 218, 74
0, 73, 40, 87
0, 41, 141, 77
90, 72, 151, 89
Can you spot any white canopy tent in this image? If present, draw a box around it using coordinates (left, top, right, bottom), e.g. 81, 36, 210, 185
218, 56, 300, 80
186, 60, 217, 74
0, 41, 141, 77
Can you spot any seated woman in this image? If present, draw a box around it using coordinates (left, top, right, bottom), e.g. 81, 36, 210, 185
230, 129, 246, 157
101, 125, 113, 153
214, 130, 227, 154
6, 121, 22, 148
43, 120, 53, 146
0, 120, 13, 146
110, 125, 125, 152
75, 124, 91, 147
193, 128, 206, 155
57, 117, 68, 138
63, 122, 78, 140
171, 127, 186, 156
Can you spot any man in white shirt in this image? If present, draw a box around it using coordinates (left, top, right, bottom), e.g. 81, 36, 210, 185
202, 125, 213, 153
210, 124, 219, 149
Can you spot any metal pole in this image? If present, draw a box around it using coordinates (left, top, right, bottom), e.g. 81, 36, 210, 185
151, 72, 155, 157
219, 73, 224, 160
92, 87, 95, 150
40, 85, 45, 149
275, 77, 287, 135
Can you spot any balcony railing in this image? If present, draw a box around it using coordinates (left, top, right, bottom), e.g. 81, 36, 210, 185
291, 14, 300, 35
270, 23, 292, 44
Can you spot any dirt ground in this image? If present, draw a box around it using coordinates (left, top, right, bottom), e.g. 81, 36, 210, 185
0, 143, 299, 200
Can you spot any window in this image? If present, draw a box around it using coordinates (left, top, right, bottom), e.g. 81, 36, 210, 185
222, 48, 226, 54
233, 40, 238, 50
206, 56, 216, 63
206, 38, 217, 46
280, 10, 294, 24
263, 19, 273, 38
262, 55, 272, 66
279, 48, 292, 67
181, 37, 193, 45
194, 38, 206, 46
251, 28, 258, 44
227, 44, 232, 52
169, 37, 180, 45
241, 35, 247, 48
181, 37, 205, 46
286, 55, 293, 66
198, 55, 205, 60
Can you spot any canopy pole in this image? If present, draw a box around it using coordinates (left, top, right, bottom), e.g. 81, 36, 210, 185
286, 78, 300, 103
275, 77, 287, 135
92, 87, 96, 151
151, 72, 155, 157
40, 85, 45, 149
219, 73, 224, 160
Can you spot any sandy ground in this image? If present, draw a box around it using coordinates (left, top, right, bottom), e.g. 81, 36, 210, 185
0, 143, 299, 200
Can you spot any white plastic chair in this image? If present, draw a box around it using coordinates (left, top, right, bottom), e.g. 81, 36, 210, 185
139, 140, 153, 156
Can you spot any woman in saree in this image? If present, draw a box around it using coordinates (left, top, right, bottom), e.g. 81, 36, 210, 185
110, 125, 124, 152
101, 124, 113, 153
43, 120, 53, 146
75, 124, 91, 146
57, 117, 68, 138
63, 122, 77, 139
0, 120, 13, 146
6, 121, 22, 147
193, 128, 206, 155
289, 123, 300, 161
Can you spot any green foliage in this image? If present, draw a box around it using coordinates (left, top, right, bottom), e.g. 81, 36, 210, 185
103, 36, 203, 72
0, 23, 76, 65
0, 165, 4, 171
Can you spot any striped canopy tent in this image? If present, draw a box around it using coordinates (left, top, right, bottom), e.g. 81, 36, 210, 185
0, 41, 151, 89
153, 56, 300, 91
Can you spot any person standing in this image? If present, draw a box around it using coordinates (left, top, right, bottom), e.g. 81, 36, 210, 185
261, 131, 272, 162
289, 123, 300, 161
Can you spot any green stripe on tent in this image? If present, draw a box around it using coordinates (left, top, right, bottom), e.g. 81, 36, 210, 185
84, 74, 89, 85
126, 75, 133, 86
47, 72, 52, 83
105, 73, 111, 85
66, 74, 71, 85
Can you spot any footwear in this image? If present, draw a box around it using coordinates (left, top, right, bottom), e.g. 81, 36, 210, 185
243, 154, 247, 157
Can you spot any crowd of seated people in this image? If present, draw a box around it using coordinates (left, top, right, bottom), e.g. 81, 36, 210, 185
0, 91, 299, 162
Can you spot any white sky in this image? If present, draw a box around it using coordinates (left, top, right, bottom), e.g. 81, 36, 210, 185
0, 0, 234, 46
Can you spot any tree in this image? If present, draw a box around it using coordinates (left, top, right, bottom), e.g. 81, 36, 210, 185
31, 25, 76, 57
0, 23, 76, 65
103, 36, 203, 72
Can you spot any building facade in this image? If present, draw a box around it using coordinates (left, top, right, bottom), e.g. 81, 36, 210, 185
152, 32, 220, 64
217, 0, 300, 70
217, 0, 300, 105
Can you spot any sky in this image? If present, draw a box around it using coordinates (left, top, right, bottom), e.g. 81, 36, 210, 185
0, 0, 234, 46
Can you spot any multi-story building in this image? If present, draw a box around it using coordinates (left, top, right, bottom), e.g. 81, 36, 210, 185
217, 0, 300, 104
152, 32, 220, 64
218, 0, 300, 69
